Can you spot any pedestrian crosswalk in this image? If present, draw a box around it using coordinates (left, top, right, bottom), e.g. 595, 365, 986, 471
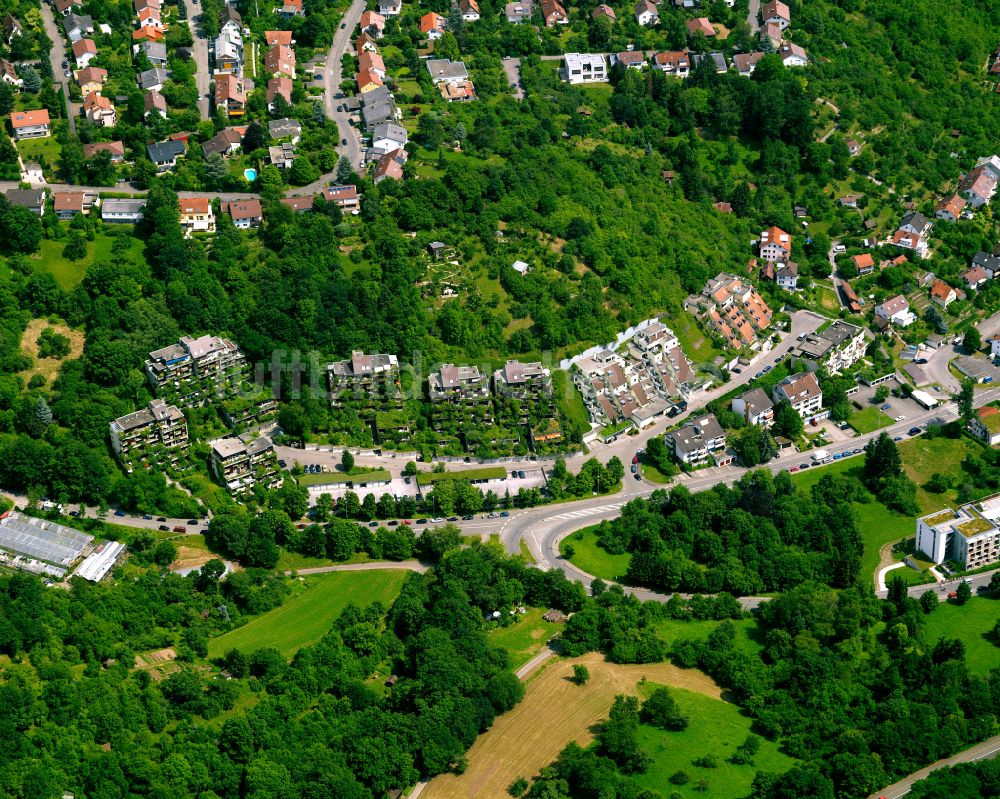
550, 503, 624, 522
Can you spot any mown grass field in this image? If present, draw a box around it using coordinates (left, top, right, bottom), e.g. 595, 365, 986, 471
207, 570, 407, 660
653, 617, 765, 658
634, 686, 796, 799
848, 406, 893, 434
921, 595, 1000, 674
488, 607, 563, 669
421, 653, 722, 799
560, 524, 631, 582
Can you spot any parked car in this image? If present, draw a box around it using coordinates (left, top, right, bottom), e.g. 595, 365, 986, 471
69, 510, 80, 517
462, 515, 474, 521
296, 523, 306, 529
369, 521, 379, 527
187, 519, 199, 525
789, 466, 799, 472
754, 371, 764, 379
158, 525, 170, 531
387, 520, 399, 526
341, 138, 348, 145
447, 517, 459, 522
488, 512, 500, 518
630, 464, 637, 473
908, 426, 922, 435
114, 510, 126, 517
632, 455, 639, 464
634, 473, 642, 480
880, 403, 891, 411
173, 526, 186, 533
500, 511, 510, 517
142, 514, 152, 520
518, 471, 526, 479
157, 517, 167, 522
914, 358, 928, 365
893, 415, 905, 422
278, 459, 287, 468
402, 519, 412, 525
799, 463, 810, 469
762, 365, 773, 373
416, 518, 428, 525
432, 517, 443, 523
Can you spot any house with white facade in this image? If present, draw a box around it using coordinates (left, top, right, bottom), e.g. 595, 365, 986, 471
563, 53, 608, 84
772, 371, 823, 419
874, 294, 915, 327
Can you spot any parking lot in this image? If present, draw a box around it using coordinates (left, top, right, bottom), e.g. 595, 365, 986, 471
302, 468, 549, 505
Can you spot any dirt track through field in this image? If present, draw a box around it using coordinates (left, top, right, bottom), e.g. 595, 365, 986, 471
421, 653, 721, 799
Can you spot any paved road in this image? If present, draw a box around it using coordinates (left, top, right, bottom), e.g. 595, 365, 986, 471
0, 179, 257, 202
284, 560, 427, 576
828, 241, 850, 310
922, 340, 962, 393
189, 14, 211, 121
747, 0, 761, 33
869, 733, 1000, 799
502, 57, 524, 100
40, 1, 76, 135
324, 0, 365, 169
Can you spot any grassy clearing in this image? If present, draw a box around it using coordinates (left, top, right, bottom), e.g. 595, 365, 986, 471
276, 548, 371, 571
634, 687, 796, 799
554, 369, 591, 431
489, 607, 563, 670
653, 617, 764, 658
420, 653, 722, 799
898, 436, 982, 512
18, 317, 84, 387
921, 595, 1000, 674
17, 136, 62, 173
560, 524, 631, 582
32, 232, 138, 290
207, 570, 407, 660
295, 469, 390, 486
672, 312, 721, 364
848, 406, 893, 434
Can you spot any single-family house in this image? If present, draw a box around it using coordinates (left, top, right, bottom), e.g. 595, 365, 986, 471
356, 31, 379, 53
267, 77, 292, 110
268, 117, 301, 142
377, 0, 401, 15
733, 51, 764, 76
361, 86, 398, 129
732, 387, 774, 426
874, 294, 915, 327
652, 50, 690, 77
371, 121, 408, 155
144, 88, 167, 117
146, 139, 185, 171
219, 6, 241, 36
460, 0, 480, 21
358, 49, 385, 80
72, 38, 98, 69
970, 406, 1000, 446
202, 126, 246, 158
136, 6, 163, 29
505, 0, 533, 23
426, 58, 468, 84
0, 59, 20, 89
935, 193, 967, 223
779, 43, 808, 67
961, 164, 999, 208
930, 279, 957, 308
266, 43, 296, 78
214, 30, 243, 73
63, 13, 93, 42
964, 266, 990, 291
10, 109, 50, 139
83, 92, 116, 127
592, 4, 615, 21
178, 197, 216, 235
5, 188, 46, 216
774, 261, 798, 290
56, 0, 80, 16
102, 198, 145, 223
973, 250, 1000, 278
281, 196, 312, 213
321, 185, 361, 214
83, 140, 124, 161
634, 0, 658, 26
75, 65, 106, 95
759, 225, 791, 261
612, 51, 646, 70
420, 12, 445, 39
53, 191, 86, 219
221, 199, 263, 229
686, 17, 715, 37
359, 10, 385, 35
562, 52, 607, 84
838, 194, 863, 208
264, 30, 293, 46
267, 142, 296, 168
892, 211, 932, 258
138, 67, 169, 91
853, 252, 875, 275
439, 80, 475, 101
214, 73, 245, 117
772, 372, 823, 418
132, 25, 165, 43
540, 0, 568, 27
276, 0, 304, 15
373, 147, 406, 184
764, 20, 783, 48
761, 0, 790, 30
356, 69, 383, 93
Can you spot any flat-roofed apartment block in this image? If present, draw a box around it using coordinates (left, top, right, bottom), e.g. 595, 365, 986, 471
916, 493, 1000, 569
790, 320, 867, 375
109, 398, 188, 472
145, 334, 248, 406
493, 360, 552, 399
210, 433, 282, 493
326, 350, 401, 409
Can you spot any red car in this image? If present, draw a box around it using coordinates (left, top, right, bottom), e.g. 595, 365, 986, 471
402, 519, 412, 525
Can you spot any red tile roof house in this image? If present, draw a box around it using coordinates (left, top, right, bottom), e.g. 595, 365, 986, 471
852, 253, 875, 275
930, 279, 957, 308
686, 17, 716, 37
265, 43, 296, 78
592, 3, 615, 21
358, 10, 385, 36
72, 38, 98, 69
935, 193, 967, 223
267, 76, 292, 110
761, 0, 790, 30
321, 184, 361, 214
53, 191, 86, 219
758, 226, 791, 262
963, 266, 990, 291
264, 30, 293, 46
281, 195, 314, 213
652, 50, 690, 77
83, 140, 125, 161
221, 198, 263, 229
10, 109, 50, 139
374, 148, 406, 184
540, 0, 568, 27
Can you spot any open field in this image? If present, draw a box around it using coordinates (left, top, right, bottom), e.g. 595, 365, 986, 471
848, 406, 893, 434
921, 595, 1000, 674
634, 687, 796, 799
18, 317, 84, 387
898, 436, 982, 512
654, 617, 764, 658
420, 653, 721, 799
489, 607, 563, 670
672, 312, 721, 364
33, 233, 138, 290
560, 524, 631, 582
207, 570, 407, 660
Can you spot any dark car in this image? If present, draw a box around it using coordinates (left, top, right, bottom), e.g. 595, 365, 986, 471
114, 510, 126, 517
462, 515, 474, 521
142, 514, 152, 520
635, 473, 642, 480
61, 60, 68, 69
908, 426, 922, 436
447, 517, 459, 522
159, 525, 170, 531
69, 510, 80, 517
187, 519, 199, 525
754, 371, 764, 379
341, 138, 348, 145
340, 22, 346, 27
368, 521, 378, 527
278, 459, 287, 468
157, 516, 167, 522
387, 520, 399, 526
500, 511, 510, 517
914, 358, 928, 365
296, 523, 306, 529
416, 518, 428, 525
894, 436, 903, 442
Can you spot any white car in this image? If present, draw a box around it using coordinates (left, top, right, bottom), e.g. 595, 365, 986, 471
431, 517, 443, 523
894, 415, 905, 422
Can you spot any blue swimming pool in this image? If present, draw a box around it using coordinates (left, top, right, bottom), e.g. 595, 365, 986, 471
244, 168, 257, 181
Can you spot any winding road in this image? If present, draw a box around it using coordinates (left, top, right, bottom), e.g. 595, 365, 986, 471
324, 0, 365, 169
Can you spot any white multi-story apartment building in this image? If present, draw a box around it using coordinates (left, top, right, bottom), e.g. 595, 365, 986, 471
211, 434, 282, 494
791, 321, 867, 375
916, 493, 1000, 569
563, 52, 608, 84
